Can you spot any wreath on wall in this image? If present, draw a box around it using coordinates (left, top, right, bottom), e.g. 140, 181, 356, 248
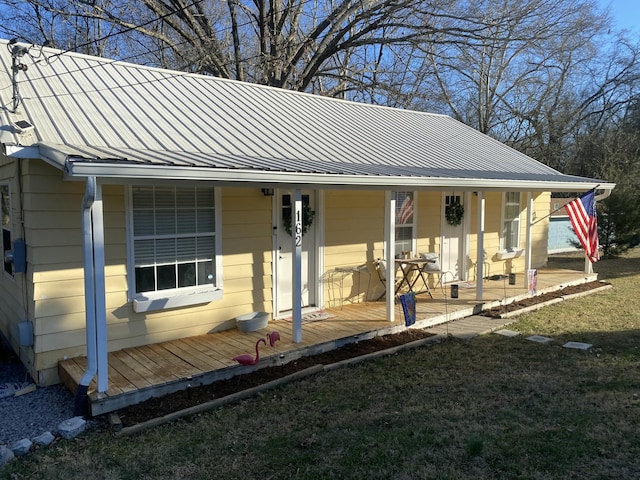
445, 201, 464, 226
283, 203, 316, 236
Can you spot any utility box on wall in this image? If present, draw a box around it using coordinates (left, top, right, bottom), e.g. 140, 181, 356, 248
18, 321, 33, 347
13, 239, 26, 273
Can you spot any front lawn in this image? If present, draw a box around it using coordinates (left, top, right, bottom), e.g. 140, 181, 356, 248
3, 250, 640, 479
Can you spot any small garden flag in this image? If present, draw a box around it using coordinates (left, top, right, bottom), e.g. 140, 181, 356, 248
565, 189, 599, 263
399, 292, 416, 327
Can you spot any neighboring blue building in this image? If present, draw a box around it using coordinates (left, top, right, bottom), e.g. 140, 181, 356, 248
548, 199, 579, 254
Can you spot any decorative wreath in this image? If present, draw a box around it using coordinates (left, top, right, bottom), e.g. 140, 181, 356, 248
445, 201, 464, 226
283, 203, 316, 236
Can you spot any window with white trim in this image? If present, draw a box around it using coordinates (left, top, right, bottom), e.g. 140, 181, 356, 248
1, 184, 13, 276
501, 192, 521, 251
394, 191, 416, 257
130, 185, 218, 296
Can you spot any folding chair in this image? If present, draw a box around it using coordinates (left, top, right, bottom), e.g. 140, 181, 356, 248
373, 258, 402, 299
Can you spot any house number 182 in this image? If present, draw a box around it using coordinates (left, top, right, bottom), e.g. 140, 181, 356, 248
294, 210, 303, 247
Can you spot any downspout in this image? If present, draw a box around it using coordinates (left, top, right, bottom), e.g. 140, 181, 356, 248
74, 177, 98, 416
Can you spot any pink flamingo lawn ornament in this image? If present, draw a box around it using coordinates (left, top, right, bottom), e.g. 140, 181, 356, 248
232, 338, 266, 365
266, 331, 281, 347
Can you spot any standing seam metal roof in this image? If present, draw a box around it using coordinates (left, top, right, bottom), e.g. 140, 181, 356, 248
0, 39, 609, 191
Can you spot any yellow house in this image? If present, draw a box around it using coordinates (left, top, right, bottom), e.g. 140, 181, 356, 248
0, 39, 613, 398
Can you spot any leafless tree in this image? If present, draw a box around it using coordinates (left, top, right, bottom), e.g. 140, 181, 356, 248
0, 0, 508, 94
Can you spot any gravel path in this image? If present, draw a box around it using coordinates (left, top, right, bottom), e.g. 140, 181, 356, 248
0, 338, 78, 446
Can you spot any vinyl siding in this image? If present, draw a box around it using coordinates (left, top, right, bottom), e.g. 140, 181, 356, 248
324, 191, 384, 303
28, 176, 274, 384
0, 156, 32, 376
18, 162, 553, 385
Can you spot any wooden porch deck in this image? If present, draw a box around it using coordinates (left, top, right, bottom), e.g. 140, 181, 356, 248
59, 267, 597, 416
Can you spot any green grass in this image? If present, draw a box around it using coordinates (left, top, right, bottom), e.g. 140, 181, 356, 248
3, 250, 640, 479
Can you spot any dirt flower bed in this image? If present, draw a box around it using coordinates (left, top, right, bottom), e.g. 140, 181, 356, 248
117, 329, 433, 426
481, 280, 610, 318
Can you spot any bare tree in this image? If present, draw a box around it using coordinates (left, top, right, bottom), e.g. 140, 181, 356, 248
413, 0, 607, 131
2, 0, 511, 96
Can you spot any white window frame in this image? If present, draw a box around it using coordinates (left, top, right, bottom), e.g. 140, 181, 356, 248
393, 191, 417, 258
500, 192, 522, 253
126, 184, 223, 313
1, 183, 14, 277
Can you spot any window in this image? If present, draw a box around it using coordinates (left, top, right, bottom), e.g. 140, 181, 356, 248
1, 184, 13, 276
502, 192, 521, 251
129, 185, 219, 307
394, 191, 415, 257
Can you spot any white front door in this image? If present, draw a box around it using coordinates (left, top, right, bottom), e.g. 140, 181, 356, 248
441, 193, 464, 281
276, 191, 317, 313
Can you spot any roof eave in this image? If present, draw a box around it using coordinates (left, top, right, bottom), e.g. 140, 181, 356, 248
64, 159, 613, 193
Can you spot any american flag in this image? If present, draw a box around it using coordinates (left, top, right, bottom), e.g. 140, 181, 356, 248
396, 195, 413, 225
565, 189, 599, 263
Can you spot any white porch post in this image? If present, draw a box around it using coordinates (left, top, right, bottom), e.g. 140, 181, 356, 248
385, 191, 395, 322
475, 191, 485, 301
291, 189, 303, 343
525, 192, 534, 289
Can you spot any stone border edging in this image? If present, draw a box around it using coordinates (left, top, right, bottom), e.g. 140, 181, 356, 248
116, 334, 443, 436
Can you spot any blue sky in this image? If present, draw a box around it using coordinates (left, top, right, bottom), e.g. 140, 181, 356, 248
602, 0, 640, 32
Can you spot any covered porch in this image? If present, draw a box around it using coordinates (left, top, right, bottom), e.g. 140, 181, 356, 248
59, 266, 596, 416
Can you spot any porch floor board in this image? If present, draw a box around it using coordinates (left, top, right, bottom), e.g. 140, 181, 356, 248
58, 267, 598, 416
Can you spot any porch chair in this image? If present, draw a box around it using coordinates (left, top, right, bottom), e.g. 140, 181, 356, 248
373, 258, 402, 299
419, 252, 447, 290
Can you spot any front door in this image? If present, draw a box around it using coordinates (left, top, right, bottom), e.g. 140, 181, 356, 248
276, 191, 317, 313
441, 193, 464, 281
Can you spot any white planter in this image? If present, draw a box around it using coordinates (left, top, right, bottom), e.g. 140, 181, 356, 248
236, 312, 270, 332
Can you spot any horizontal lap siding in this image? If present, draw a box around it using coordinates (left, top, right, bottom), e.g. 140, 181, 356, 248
466, 192, 550, 277
25, 165, 553, 385
0, 158, 29, 355
324, 191, 384, 304
416, 191, 442, 254
24, 162, 89, 383
531, 192, 551, 267
30, 177, 273, 384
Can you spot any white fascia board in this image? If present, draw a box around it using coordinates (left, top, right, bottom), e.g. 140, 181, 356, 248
65, 160, 614, 192
3, 144, 40, 158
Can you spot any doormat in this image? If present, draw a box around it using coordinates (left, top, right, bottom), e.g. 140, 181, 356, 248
283, 311, 336, 323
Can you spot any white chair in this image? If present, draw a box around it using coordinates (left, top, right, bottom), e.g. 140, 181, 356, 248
419, 253, 446, 289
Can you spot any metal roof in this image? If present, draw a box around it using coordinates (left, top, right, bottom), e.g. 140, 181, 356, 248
0, 39, 612, 192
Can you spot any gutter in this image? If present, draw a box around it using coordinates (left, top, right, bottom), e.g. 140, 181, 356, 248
61, 160, 614, 193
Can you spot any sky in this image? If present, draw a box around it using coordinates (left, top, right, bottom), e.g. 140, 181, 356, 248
603, 0, 640, 33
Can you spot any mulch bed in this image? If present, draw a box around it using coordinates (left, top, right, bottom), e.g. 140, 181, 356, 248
480, 280, 610, 318
116, 280, 609, 426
